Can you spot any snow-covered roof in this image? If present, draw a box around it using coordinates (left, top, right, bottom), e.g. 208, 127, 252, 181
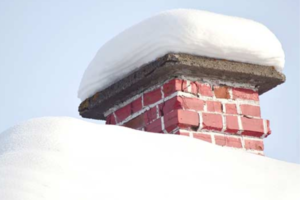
0, 117, 299, 200
78, 9, 285, 101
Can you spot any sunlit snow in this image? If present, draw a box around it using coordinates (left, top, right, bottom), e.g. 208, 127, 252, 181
78, 9, 285, 101
0, 117, 298, 200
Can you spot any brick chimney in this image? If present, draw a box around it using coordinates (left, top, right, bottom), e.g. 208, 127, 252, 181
79, 53, 285, 155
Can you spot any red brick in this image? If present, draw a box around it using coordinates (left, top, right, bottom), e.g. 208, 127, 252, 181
123, 115, 144, 129
164, 110, 199, 132
240, 104, 261, 117
106, 114, 117, 125
225, 115, 239, 134
164, 110, 179, 132
130, 97, 142, 113
181, 80, 189, 93
115, 104, 131, 122
206, 101, 222, 113
145, 118, 162, 133
202, 113, 223, 131
232, 88, 259, 101
190, 82, 198, 94
143, 88, 162, 106
266, 120, 271, 137
214, 86, 230, 99
261, 120, 271, 138
215, 135, 242, 148
174, 130, 190, 137
244, 139, 264, 151
160, 96, 204, 115
241, 117, 264, 137
163, 79, 183, 97
112, 98, 142, 123
193, 133, 212, 143
144, 106, 159, 124
178, 110, 199, 129
160, 97, 183, 115
179, 96, 204, 111
195, 82, 213, 97
225, 104, 237, 115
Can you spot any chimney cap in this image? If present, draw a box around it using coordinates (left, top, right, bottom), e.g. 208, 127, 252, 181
79, 53, 285, 120
78, 9, 285, 102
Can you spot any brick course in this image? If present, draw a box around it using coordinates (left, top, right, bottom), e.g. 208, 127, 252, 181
202, 113, 223, 131
143, 88, 162, 106
115, 104, 131, 122
207, 101, 222, 113
225, 104, 238, 115
145, 118, 162, 133
232, 88, 259, 101
225, 115, 239, 134
240, 104, 261, 117
105, 78, 267, 154
163, 79, 183, 97
244, 139, 264, 151
193, 133, 212, 143
241, 117, 264, 137
196, 82, 213, 97
214, 86, 230, 99
215, 135, 242, 148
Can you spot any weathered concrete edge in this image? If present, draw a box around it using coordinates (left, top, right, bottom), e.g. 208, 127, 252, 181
79, 53, 285, 120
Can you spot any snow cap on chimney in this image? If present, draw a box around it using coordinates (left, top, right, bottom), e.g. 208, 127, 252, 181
78, 9, 285, 154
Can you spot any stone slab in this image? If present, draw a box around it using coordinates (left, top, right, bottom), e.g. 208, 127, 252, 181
79, 53, 285, 120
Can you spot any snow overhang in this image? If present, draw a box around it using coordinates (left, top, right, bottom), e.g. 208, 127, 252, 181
79, 53, 285, 120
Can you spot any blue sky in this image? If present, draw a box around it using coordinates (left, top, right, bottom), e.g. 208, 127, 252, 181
0, 0, 299, 163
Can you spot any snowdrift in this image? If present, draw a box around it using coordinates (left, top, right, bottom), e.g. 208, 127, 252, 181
0, 117, 299, 200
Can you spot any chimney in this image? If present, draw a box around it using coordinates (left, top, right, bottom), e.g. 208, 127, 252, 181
79, 53, 285, 155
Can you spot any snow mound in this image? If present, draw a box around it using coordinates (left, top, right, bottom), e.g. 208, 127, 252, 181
0, 117, 299, 200
78, 9, 285, 101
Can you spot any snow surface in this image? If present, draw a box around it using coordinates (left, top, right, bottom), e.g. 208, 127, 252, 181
0, 117, 299, 200
78, 9, 285, 101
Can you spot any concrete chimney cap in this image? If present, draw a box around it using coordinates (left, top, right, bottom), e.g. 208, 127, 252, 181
79, 53, 285, 120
